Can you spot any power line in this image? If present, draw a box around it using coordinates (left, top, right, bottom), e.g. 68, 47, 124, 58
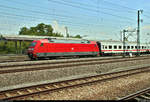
99, 0, 137, 12
48, 0, 134, 21
0, 11, 107, 28
0, 3, 122, 24
0, 11, 131, 31
143, 14, 150, 19
61, 0, 134, 14
0, 0, 137, 36
0, 4, 76, 19
2, 0, 51, 11
2, 0, 104, 20
2, 0, 135, 24
0, 3, 134, 26
0, 12, 125, 35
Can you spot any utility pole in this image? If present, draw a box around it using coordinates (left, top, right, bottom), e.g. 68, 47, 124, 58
137, 10, 143, 56
123, 30, 126, 58
65, 26, 69, 38
122, 29, 136, 58
120, 31, 122, 41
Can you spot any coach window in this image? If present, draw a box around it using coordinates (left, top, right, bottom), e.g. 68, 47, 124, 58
105, 46, 107, 49
131, 46, 134, 49
40, 43, 44, 47
123, 46, 126, 49
119, 46, 122, 49
109, 45, 112, 49
142, 46, 144, 49
114, 45, 117, 49
127, 46, 130, 49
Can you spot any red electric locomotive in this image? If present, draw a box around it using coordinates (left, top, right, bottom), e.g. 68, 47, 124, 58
27, 38, 100, 60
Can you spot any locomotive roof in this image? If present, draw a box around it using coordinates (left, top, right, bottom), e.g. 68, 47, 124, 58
39, 38, 90, 44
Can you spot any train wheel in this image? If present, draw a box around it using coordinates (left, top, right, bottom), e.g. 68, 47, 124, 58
30, 56, 38, 60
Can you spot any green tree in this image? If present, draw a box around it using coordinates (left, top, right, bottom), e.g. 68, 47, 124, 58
73, 35, 82, 38
19, 27, 29, 35
19, 23, 63, 37
19, 23, 83, 38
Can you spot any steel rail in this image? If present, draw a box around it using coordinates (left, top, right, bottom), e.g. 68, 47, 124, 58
0, 57, 149, 75
0, 55, 148, 68
118, 87, 150, 100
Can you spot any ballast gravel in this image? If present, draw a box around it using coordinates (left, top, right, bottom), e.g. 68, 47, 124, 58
0, 58, 150, 92
23, 71, 150, 100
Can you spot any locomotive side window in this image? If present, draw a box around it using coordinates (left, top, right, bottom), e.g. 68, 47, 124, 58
40, 43, 44, 47
109, 45, 112, 49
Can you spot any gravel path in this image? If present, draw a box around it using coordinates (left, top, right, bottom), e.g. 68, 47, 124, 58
23, 71, 150, 100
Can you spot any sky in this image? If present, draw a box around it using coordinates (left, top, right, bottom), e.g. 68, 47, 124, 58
0, 0, 150, 43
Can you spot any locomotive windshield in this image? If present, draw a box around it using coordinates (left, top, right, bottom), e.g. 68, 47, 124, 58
29, 42, 37, 47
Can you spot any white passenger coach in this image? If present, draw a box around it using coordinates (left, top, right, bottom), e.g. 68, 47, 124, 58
97, 40, 150, 55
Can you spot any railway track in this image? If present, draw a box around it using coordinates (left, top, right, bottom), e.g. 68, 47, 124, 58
0, 55, 149, 66
0, 65, 150, 100
0, 56, 150, 75
118, 87, 150, 101
0, 55, 29, 63
0, 60, 30, 63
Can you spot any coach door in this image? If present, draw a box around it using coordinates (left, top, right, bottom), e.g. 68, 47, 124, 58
96, 42, 102, 55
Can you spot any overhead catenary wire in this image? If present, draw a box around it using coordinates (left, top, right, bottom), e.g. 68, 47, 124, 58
1, 0, 136, 25
0, 11, 106, 27
48, 0, 134, 21
1, 0, 105, 22
0, 1, 135, 27
0, 0, 141, 39
2, 0, 120, 20
61, 0, 134, 14
0, 11, 125, 37
0, 11, 128, 30
0, 4, 79, 19
97, 0, 137, 12
0, 3, 133, 25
